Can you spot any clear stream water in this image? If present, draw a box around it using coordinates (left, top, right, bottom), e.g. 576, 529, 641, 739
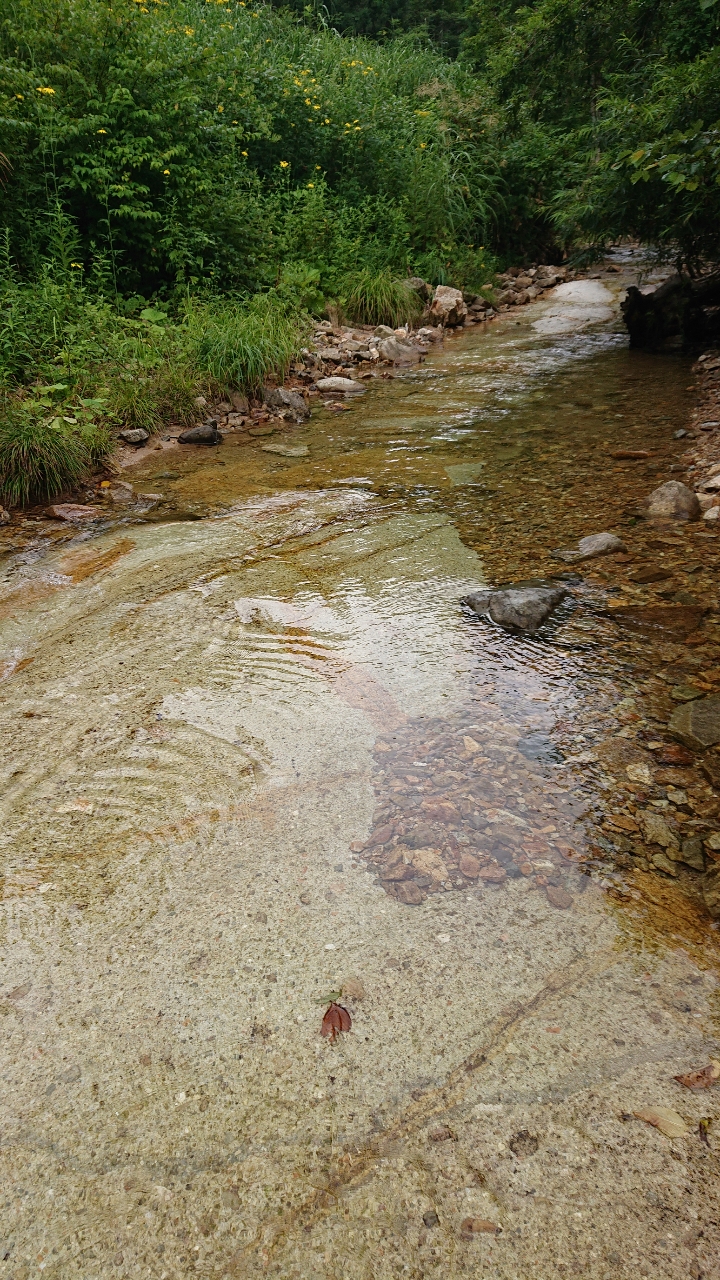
1, 265, 719, 1280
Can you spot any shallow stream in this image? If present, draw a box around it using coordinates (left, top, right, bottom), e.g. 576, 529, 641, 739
1, 265, 719, 1280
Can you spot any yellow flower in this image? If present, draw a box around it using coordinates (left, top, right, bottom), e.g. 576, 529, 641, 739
305, 98, 311, 105
70, 262, 83, 268
183, 26, 194, 34
241, 150, 248, 156
36, 86, 55, 94
279, 160, 289, 168
315, 165, 321, 170
419, 142, 426, 149
163, 168, 170, 174
97, 128, 107, 134
217, 104, 224, 112
324, 118, 330, 124
307, 182, 314, 188
15, 94, 24, 100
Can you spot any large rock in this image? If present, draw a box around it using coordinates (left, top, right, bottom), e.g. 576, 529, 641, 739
464, 584, 567, 634
702, 864, 720, 918
429, 286, 468, 327
646, 481, 701, 521
621, 271, 720, 351
315, 377, 365, 394
178, 420, 221, 445
377, 337, 422, 364
263, 387, 308, 418
553, 531, 626, 563
669, 695, 720, 752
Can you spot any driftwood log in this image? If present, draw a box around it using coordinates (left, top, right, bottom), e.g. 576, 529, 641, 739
621, 271, 720, 351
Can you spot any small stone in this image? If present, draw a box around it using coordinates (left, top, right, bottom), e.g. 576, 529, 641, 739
119, 428, 150, 445
703, 507, 720, 522
395, 881, 423, 905
341, 976, 366, 1001
380, 862, 413, 882
44, 503, 100, 521
630, 567, 673, 584
459, 852, 481, 878
405, 824, 436, 848
478, 864, 506, 884
669, 695, 720, 751
423, 1210, 439, 1228
641, 811, 679, 849
611, 450, 653, 460
656, 743, 694, 766
646, 481, 701, 521
553, 531, 626, 562
702, 864, 720, 918
221, 1189, 241, 1210
178, 421, 221, 445
652, 851, 679, 877
626, 763, 652, 784
546, 885, 573, 909
299, 892, 311, 905
679, 837, 705, 872
509, 1130, 539, 1157
670, 684, 705, 702
429, 1125, 454, 1142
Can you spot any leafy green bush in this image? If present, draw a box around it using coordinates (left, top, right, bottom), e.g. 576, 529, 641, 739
342, 268, 423, 326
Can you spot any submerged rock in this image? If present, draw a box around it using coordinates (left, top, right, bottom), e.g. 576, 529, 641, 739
553, 531, 626, 562
464, 584, 567, 634
178, 420, 221, 445
646, 480, 701, 520
669, 695, 720, 751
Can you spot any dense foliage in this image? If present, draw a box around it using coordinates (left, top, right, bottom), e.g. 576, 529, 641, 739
0, 0, 718, 501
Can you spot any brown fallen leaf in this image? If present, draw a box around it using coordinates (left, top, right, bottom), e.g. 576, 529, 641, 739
321, 1002, 351, 1043
634, 1106, 689, 1138
460, 1217, 498, 1238
674, 1060, 720, 1091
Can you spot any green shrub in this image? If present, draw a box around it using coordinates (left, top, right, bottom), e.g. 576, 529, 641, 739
0, 406, 90, 506
342, 269, 423, 327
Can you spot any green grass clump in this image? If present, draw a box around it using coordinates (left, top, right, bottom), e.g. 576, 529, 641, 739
184, 296, 308, 395
0, 408, 90, 506
342, 270, 423, 328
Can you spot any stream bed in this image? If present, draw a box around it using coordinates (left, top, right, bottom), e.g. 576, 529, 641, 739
1, 264, 719, 1280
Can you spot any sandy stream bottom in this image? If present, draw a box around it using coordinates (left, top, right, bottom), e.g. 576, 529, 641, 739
1, 261, 719, 1280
